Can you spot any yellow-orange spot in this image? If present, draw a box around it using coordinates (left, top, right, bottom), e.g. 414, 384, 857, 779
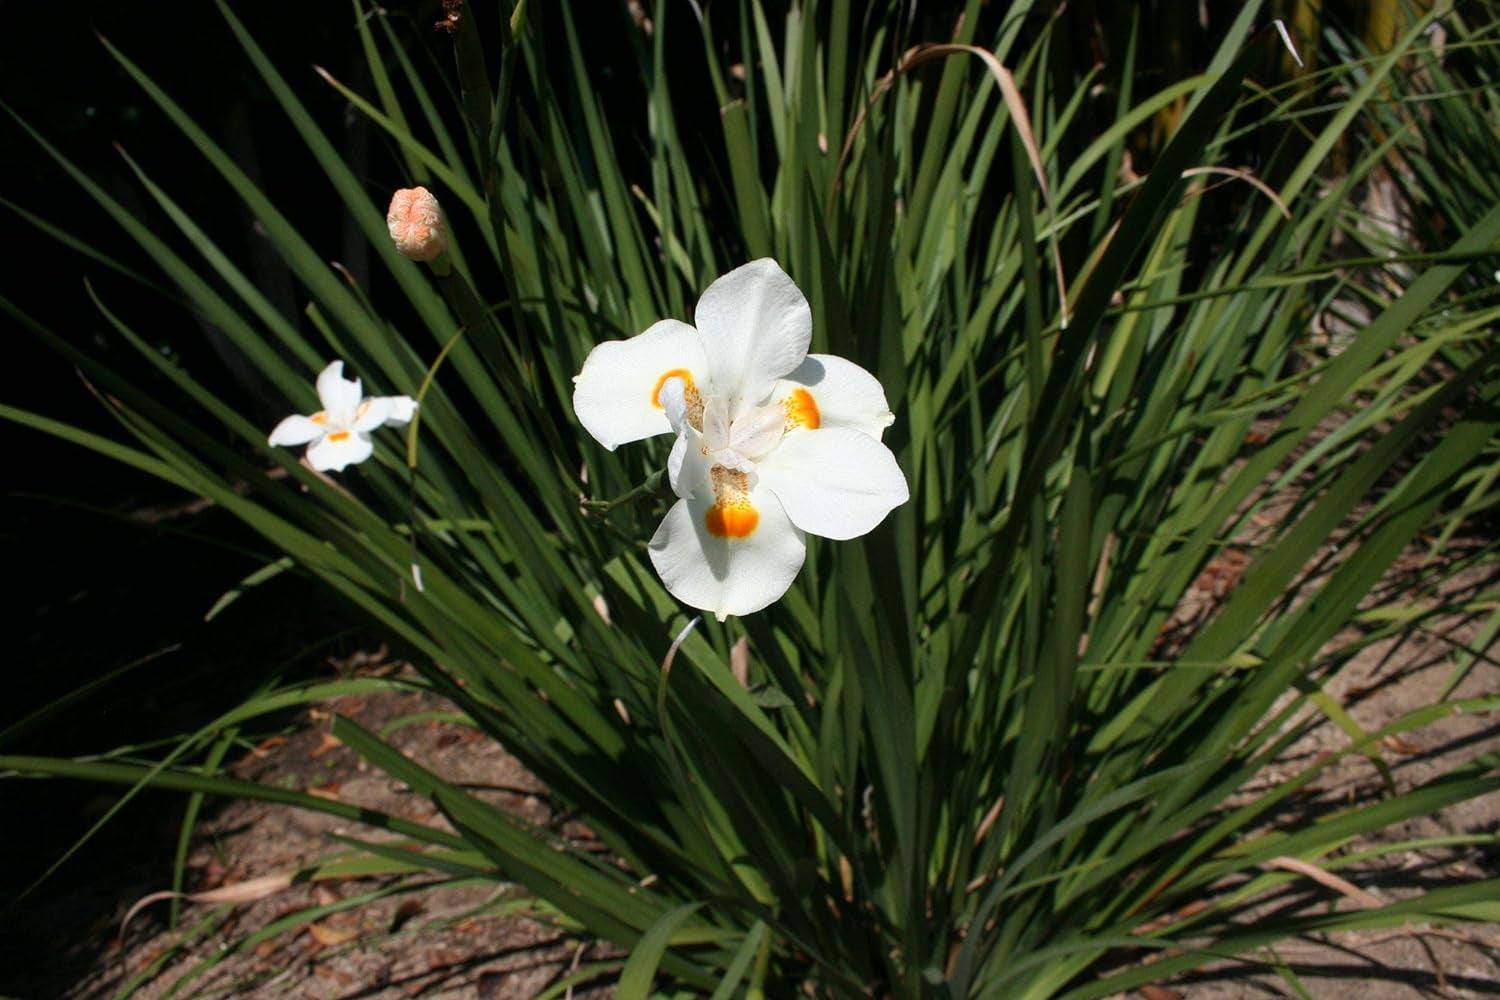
705, 464, 758, 538
706, 503, 759, 538
651, 369, 695, 408
311, 411, 329, 425
327, 430, 352, 443
783, 388, 820, 430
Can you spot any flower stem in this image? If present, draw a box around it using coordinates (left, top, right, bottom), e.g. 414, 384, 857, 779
582, 468, 670, 513
443, 0, 492, 164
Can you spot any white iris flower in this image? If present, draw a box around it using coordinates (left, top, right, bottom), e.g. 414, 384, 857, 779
268, 361, 417, 473
573, 259, 909, 620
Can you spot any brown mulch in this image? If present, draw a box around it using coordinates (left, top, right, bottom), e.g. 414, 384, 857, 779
60, 658, 618, 1000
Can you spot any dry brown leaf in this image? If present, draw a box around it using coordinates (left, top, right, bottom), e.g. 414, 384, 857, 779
1382, 734, 1424, 754
248, 734, 288, 758
310, 731, 343, 758
192, 872, 296, 904
306, 782, 342, 801
1266, 855, 1383, 908
1130, 899, 1209, 936
307, 921, 359, 946
121, 871, 296, 937
973, 795, 1005, 847
1139, 986, 1183, 1000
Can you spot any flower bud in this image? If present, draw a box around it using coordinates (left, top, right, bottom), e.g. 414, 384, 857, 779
386, 186, 448, 262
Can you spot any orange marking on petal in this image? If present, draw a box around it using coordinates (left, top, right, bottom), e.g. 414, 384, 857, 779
327, 430, 351, 443
311, 411, 329, 425
783, 388, 820, 430
705, 503, 759, 538
705, 464, 758, 537
651, 368, 695, 408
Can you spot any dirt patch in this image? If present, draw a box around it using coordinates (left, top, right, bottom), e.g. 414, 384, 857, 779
56, 664, 617, 1000
1128, 549, 1500, 1000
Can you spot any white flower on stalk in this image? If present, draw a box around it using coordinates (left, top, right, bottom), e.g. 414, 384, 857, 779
268, 361, 417, 473
386, 186, 448, 262
572, 259, 908, 620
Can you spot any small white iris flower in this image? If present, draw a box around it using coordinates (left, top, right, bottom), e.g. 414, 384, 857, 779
573, 259, 909, 620
268, 361, 417, 473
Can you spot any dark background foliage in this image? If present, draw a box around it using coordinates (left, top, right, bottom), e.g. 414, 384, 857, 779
3, 5, 381, 990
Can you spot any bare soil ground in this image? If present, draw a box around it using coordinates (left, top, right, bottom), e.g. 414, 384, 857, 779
52, 664, 620, 1000
1143, 573, 1500, 1000
1119, 495, 1500, 998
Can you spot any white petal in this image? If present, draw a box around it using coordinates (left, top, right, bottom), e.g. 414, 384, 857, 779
352, 396, 394, 432
728, 404, 785, 461
701, 396, 731, 451
667, 432, 692, 498
306, 430, 375, 472
350, 394, 416, 431
572, 319, 708, 450
694, 260, 811, 418
648, 485, 806, 621
666, 424, 712, 502
377, 395, 418, 426
268, 414, 324, 447
779, 354, 895, 440
757, 428, 908, 540
659, 377, 690, 436
316, 361, 363, 425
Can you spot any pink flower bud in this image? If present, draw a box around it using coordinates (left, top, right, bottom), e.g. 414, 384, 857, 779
386, 186, 448, 262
